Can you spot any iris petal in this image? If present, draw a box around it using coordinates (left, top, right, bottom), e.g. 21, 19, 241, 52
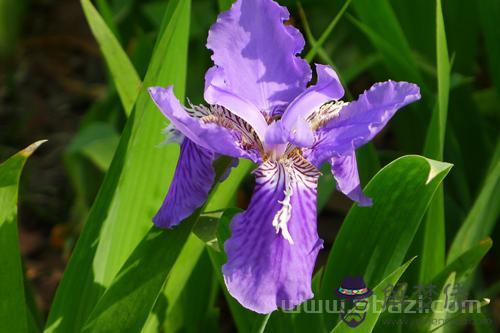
153, 138, 215, 228
281, 64, 344, 147
148, 86, 249, 160
204, 66, 269, 142
309, 80, 421, 165
206, 0, 311, 115
330, 151, 372, 206
223, 155, 323, 313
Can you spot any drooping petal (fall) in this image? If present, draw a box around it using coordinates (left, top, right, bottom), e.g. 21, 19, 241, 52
149, 86, 251, 160
330, 151, 372, 206
153, 139, 215, 228
206, 0, 311, 115
223, 155, 323, 313
308, 80, 421, 165
280, 64, 344, 147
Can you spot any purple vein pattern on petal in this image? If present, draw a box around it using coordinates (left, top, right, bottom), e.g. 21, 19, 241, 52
206, 0, 311, 115
330, 151, 372, 206
281, 64, 344, 147
309, 80, 421, 166
148, 86, 246, 159
153, 138, 215, 228
223, 157, 323, 314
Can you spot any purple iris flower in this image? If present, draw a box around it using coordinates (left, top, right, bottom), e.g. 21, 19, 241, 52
148, 0, 420, 314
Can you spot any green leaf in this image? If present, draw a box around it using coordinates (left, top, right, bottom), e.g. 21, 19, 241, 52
448, 142, 500, 263
81, 221, 196, 333
78, 154, 234, 332
141, 159, 251, 332
471, 311, 495, 333
418, 0, 451, 285
45, 0, 191, 331
205, 159, 253, 211
161, 251, 218, 333
478, 0, 500, 96
423, 0, 451, 160
217, 0, 234, 12
349, 0, 424, 88
395, 238, 491, 333
82, 0, 141, 115
331, 258, 415, 333
428, 272, 456, 333
304, 0, 352, 62
0, 141, 45, 333
141, 233, 205, 332
435, 238, 492, 289
66, 122, 120, 172
319, 155, 452, 329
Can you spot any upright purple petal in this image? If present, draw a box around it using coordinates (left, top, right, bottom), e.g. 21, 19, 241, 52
149, 86, 248, 160
204, 67, 269, 142
223, 156, 323, 313
308, 81, 420, 165
280, 64, 344, 147
330, 151, 372, 206
154, 139, 215, 228
206, 0, 311, 115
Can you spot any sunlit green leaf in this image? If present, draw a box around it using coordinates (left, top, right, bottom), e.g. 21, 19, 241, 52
82, 0, 141, 115
319, 155, 452, 329
0, 141, 45, 333
45, 0, 191, 331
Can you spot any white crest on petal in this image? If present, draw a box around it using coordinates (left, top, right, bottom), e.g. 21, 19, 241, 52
269, 155, 321, 245
272, 159, 295, 244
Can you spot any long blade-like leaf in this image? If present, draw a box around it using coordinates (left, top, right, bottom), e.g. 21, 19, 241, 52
82, 0, 141, 115
0, 141, 45, 333
448, 142, 500, 263
419, 0, 451, 284
319, 155, 452, 329
45, 0, 191, 331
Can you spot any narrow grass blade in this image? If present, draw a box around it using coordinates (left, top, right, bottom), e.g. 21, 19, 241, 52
448, 142, 500, 263
428, 273, 456, 333
82, 0, 141, 115
81, 221, 196, 333
432, 238, 492, 302
205, 159, 253, 211
349, 0, 424, 88
304, 0, 352, 62
418, 0, 451, 284
141, 234, 205, 332
45, 0, 191, 331
66, 122, 120, 171
319, 155, 452, 329
0, 141, 45, 333
250, 314, 271, 333
80, 153, 234, 332
141, 159, 251, 332
331, 258, 416, 333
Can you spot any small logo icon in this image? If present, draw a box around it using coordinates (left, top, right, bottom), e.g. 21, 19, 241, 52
336, 276, 372, 328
